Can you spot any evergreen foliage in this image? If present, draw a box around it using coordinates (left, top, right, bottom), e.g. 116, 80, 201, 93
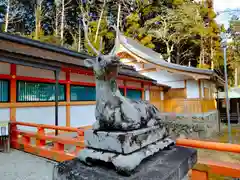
0, 0, 239, 82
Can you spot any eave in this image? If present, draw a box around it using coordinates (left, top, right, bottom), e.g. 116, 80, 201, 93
116, 34, 225, 86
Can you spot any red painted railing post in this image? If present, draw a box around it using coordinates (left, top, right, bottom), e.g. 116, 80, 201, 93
22, 135, 31, 146
191, 170, 208, 180
53, 142, 65, 152
75, 130, 84, 154
37, 127, 46, 147
10, 123, 18, 141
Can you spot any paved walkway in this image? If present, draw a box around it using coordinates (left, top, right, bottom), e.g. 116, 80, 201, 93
0, 149, 57, 180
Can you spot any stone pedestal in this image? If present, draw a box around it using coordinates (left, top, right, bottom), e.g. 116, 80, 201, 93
78, 127, 173, 173
53, 146, 197, 180
84, 126, 168, 154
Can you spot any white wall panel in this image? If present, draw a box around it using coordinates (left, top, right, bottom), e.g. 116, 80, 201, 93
16, 106, 66, 132
70, 105, 95, 127
17, 65, 54, 79
0, 108, 10, 122
0, 62, 10, 74
70, 73, 95, 83
145, 90, 150, 101
186, 80, 199, 98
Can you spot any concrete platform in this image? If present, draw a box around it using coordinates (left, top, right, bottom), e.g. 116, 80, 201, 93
0, 149, 56, 180
53, 146, 197, 180
84, 126, 168, 154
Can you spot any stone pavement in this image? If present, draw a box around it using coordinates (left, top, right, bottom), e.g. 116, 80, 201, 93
0, 149, 56, 180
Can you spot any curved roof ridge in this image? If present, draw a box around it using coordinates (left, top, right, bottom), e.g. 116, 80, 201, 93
118, 34, 214, 75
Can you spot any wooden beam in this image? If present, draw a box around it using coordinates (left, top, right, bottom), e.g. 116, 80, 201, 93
138, 68, 157, 73
123, 60, 145, 66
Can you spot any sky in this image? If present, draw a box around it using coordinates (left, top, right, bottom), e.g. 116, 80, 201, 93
213, 0, 240, 28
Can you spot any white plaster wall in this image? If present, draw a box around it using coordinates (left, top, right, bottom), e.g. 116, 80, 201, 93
17, 65, 54, 79
144, 85, 150, 89
117, 80, 124, 86
16, 106, 66, 132
142, 71, 186, 88
0, 62, 10, 74
70, 73, 95, 83
126, 81, 141, 88
59, 71, 66, 80
145, 90, 150, 101
212, 83, 217, 98
200, 80, 204, 98
203, 80, 211, 88
0, 108, 10, 122
167, 81, 185, 88
186, 80, 199, 98
70, 105, 96, 127
160, 91, 164, 100
202, 80, 212, 98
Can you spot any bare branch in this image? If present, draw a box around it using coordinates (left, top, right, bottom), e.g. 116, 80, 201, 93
94, 0, 106, 43
81, 11, 100, 55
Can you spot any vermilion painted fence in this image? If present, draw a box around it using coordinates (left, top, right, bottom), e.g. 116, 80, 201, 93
176, 139, 240, 179
10, 122, 240, 179
10, 122, 85, 161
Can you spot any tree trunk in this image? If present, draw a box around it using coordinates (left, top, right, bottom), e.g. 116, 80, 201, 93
202, 48, 205, 64
166, 44, 173, 63
210, 37, 214, 70
211, 61, 214, 70
176, 45, 180, 64
78, 23, 81, 52
4, 0, 10, 32
55, 10, 58, 36
35, 4, 41, 40
235, 67, 238, 87
60, 0, 65, 45
199, 36, 203, 65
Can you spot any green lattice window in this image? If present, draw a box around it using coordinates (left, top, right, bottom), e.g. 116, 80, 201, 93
119, 88, 125, 96
70, 85, 96, 101
126, 89, 142, 100
17, 81, 66, 102
0, 80, 9, 102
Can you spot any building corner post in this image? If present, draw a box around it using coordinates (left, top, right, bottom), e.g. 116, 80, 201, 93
55, 70, 60, 136
223, 47, 232, 143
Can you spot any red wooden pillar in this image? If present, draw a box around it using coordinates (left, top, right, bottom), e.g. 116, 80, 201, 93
10, 64, 16, 122
66, 71, 71, 127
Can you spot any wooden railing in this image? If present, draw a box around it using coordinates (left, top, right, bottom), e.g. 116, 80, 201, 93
10, 122, 85, 162
163, 99, 216, 114
177, 139, 240, 179
10, 122, 240, 179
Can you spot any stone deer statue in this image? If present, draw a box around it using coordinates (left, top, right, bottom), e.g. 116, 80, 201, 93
82, 17, 163, 131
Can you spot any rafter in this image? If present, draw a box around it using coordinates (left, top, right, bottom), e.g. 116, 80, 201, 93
138, 68, 157, 73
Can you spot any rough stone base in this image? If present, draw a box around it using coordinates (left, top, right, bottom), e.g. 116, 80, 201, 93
84, 126, 168, 154
79, 138, 174, 174
53, 146, 197, 180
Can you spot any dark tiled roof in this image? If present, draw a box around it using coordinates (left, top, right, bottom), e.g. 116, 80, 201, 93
0, 32, 90, 59
0, 32, 155, 82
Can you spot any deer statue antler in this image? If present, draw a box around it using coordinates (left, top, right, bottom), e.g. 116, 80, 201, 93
81, 12, 100, 56
109, 4, 121, 55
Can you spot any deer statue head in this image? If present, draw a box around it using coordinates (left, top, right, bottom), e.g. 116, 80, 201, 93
84, 55, 121, 81
82, 15, 122, 81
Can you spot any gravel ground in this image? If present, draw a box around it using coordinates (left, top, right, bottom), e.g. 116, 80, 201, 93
0, 149, 57, 180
